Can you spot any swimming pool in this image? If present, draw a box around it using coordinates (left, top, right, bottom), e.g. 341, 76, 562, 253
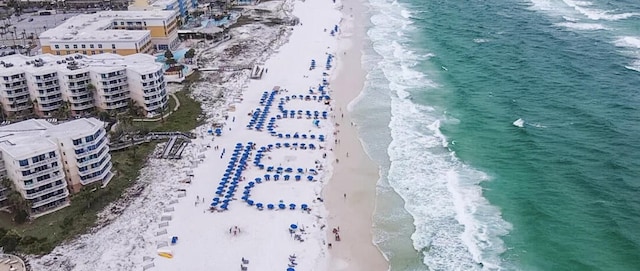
155, 48, 188, 62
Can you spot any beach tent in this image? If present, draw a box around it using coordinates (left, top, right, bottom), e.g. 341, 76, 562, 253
287, 268, 295, 271
267, 204, 275, 210
289, 203, 296, 210
301, 204, 308, 210
290, 224, 298, 230
279, 203, 286, 209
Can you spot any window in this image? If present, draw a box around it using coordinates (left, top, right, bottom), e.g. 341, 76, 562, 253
98, 44, 103, 49
73, 44, 78, 49
66, 51, 71, 55
111, 44, 116, 49
24, 180, 33, 186
19, 159, 28, 166
49, 151, 56, 158
64, 45, 69, 49
81, 44, 86, 48
54, 45, 59, 49
85, 135, 94, 142
90, 44, 94, 48
73, 138, 82, 145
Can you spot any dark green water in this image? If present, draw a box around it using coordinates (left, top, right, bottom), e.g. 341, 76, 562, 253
361, 0, 640, 270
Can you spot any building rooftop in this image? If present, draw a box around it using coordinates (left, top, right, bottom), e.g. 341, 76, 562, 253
0, 52, 163, 76
0, 118, 105, 158
47, 118, 104, 139
39, 10, 177, 43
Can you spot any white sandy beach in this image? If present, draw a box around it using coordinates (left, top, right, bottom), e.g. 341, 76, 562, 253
29, 0, 389, 270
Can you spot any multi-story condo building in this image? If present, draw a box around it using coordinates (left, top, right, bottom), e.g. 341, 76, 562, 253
0, 152, 7, 208
0, 53, 168, 116
0, 117, 111, 216
129, 0, 198, 22
39, 10, 180, 56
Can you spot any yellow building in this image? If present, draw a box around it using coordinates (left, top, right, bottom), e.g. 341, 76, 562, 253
39, 10, 180, 57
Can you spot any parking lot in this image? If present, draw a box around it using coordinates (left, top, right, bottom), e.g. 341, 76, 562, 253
0, 12, 83, 55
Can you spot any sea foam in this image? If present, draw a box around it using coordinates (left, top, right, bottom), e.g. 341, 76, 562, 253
365, 0, 512, 269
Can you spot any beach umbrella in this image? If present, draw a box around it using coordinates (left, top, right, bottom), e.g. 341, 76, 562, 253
298, 168, 304, 173
290, 224, 297, 230
307, 176, 313, 181
284, 175, 290, 181
267, 204, 275, 210
264, 174, 270, 180
256, 203, 263, 209
287, 268, 295, 271
248, 200, 254, 205
289, 203, 296, 210
295, 175, 301, 181
301, 204, 308, 210
278, 203, 286, 209
211, 202, 219, 206
286, 167, 293, 172
274, 174, 280, 181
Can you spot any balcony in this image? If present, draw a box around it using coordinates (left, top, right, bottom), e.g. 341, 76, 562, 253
103, 73, 126, 81
69, 84, 89, 92
30, 189, 69, 209
35, 77, 58, 84
26, 167, 62, 182
77, 148, 110, 168
74, 135, 107, 153
71, 103, 94, 111
145, 95, 165, 105
146, 102, 167, 112
40, 103, 62, 112
103, 87, 129, 96
22, 171, 64, 190
71, 95, 93, 103
21, 156, 58, 170
39, 95, 63, 103
80, 162, 112, 186
2, 84, 27, 91
24, 180, 66, 200
3, 77, 26, 83
68, 76, 89, 83
104, 101, 128, 110
4, 89, 28, 98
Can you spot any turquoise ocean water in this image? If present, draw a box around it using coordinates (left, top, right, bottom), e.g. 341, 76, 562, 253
351, 0, 640, 270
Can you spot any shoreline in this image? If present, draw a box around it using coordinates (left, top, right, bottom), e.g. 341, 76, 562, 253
27, 0, 392, 269
325, 0, 390, 269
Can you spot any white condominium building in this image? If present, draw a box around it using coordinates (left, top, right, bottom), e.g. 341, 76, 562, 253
39, 10, 180, 56
0, 53, 168, 117
0, 118, 111, 215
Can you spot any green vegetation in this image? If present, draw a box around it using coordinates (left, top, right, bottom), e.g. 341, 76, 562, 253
0, 72, 204, 255
138, 72, 204, 132
0, 143, 156, 254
